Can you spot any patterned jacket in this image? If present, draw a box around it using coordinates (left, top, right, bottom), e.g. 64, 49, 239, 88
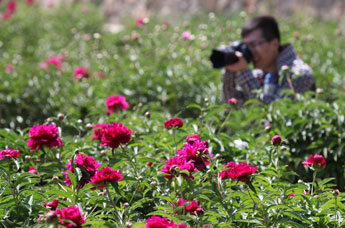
221, 43, 315, 105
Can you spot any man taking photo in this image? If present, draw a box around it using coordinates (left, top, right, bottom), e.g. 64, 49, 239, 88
220, 15, 315, 105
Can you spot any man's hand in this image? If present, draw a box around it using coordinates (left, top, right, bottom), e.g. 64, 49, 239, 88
225, 51, 248, 72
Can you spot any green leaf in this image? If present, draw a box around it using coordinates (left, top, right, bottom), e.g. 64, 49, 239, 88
67, 171, 77, 188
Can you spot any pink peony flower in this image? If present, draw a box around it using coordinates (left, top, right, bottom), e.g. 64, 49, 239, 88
271, 135, 282, 146
7, 1, 16, 13
146, 216, 175, 228
100, 122, 132, 149
27, 124, 62, 151
63, 154, 101, 188
74, 67, 90, 80
56, 206, 85, 228
186, 135, 200, 145
145, 216, 191, 228
164, 118, 183, 129
135, 17, 148, 27
25, 0, 34, 4
177, 140, 211, 171
302, 154, 326, 168
288, 193, 296, 198
218, 161, 257, 182
96, 72, 107, 78
161, 155, 196, 180
41, 56, 65, 71
105, 95, 129, 115
181, 31, 193, 40
91, 123, 107, 140
227, 98, 238, 105
90, 167, 123, 187
173, 198, 204, 216
44, 199, 59, 210
5, 64, 14, 74
0, 148, 19, 160
28, 167, 38, 174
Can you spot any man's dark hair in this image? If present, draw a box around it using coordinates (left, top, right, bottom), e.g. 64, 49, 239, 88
241, 15, 280, 42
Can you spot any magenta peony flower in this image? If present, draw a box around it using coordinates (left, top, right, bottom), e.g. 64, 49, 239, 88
41, 56, 65, 71
145, 216, 190, 228
28, 166, 38, 174
135, 17, 148, 27
62, 154, 101, 188
228, 98, 238, 105
56, 206, 85, 228
74, 67, 90, 80
100, 122, 132, 149
302, 154, 326, 168
288, 193, 296, 198
44, 199, 59, 210
105, 95, 129, 114
271, 135, 282, 146
91, 123, 107, 140
0, 148, 19, 160
173, 198, 204, 216
181, 31, 193, 40
25, 0, 34, 4
2, 1, 16, 19
161, 155, 196, 180
186, 135, 200, 145
177, 140, 211, 171
218, 161, 257, 182
90, 167, 123, 188
5, 64, 14, 74
27, 124, 62, 151
164, 118, 183, 129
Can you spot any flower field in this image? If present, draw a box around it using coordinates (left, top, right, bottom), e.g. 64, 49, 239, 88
1, 1, 345, 227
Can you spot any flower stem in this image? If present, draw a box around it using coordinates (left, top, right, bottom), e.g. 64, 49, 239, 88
112, 148, 115, 157
105, 183, 124, 225
334, 194, 338, 228
216, 109, 232, 134
311, 171, 317, 195
172, 129, 177, 150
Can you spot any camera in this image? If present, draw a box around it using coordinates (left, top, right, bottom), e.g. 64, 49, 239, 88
210, 41, 253, 69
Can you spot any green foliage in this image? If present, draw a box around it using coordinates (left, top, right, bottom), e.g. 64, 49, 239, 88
0, 2, 345, 227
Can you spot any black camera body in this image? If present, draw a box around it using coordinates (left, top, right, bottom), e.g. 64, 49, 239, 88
210, 41, 253, 69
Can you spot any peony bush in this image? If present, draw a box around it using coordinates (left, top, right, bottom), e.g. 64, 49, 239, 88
0, 2, 345, 228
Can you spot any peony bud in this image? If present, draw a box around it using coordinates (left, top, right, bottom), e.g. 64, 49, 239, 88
123, 202, 129, 208
150, 181, 157, 186
57, 113, 64, 120
215, 154, 222, 159
101, 150, 107, 156
126, 221, 132, 227
334, 189, 339, 196
25, 155, 32, 159
86, 123, 93, 129
264, 124, 271, 132
145, 111, 151, 118
316, 88, 323, 94
271, 135, 282, 146
45, 210, 58, 224
146, 162, 153, 167
52, 175, 59, 181
77, 119, 83, 123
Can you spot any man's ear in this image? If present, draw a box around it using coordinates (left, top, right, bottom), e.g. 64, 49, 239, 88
272, 38, 280, 51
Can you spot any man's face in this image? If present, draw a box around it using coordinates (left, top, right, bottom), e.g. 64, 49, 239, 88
242, 29, 279, 72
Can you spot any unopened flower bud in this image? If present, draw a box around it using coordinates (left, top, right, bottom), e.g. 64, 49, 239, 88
86, 123, 93, 129
98, 190, 107, 196
280, 146, 288, 151
101, 150, 107, 156
264, 124, 271, 132
52, 175, 59, 181
123, 202, 129, 208
57, 113, 64, 120
77, 119, 83, 124
334, 189, 339, 196
47, 118, 52, 123
126, 221, 132, 227
316, 88, 324, 94
25, 155, 31, 159
145, 111, 151, 118
150, 181, 157, 186
271, 135, 282, 146
134, 131, 139, 137
281, 65, 289, 71
45, 210, 58, 224
147, 161, 153, 167
75, 149, 79, 154
215, 154, 222, 159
